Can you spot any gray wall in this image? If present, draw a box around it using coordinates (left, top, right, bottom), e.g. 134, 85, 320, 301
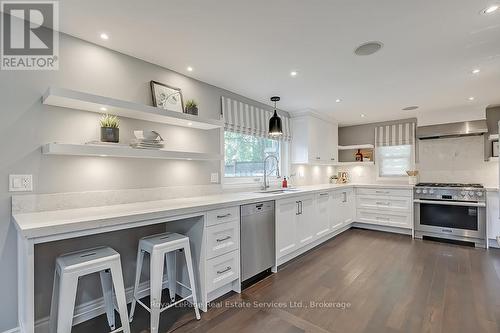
0, 33, 286, 331
484, 106, 500, 160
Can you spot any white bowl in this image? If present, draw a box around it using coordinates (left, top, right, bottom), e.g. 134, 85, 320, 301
134, 130, 160, 140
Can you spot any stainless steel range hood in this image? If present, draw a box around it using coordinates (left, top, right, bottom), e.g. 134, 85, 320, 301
417, 120, 488, 140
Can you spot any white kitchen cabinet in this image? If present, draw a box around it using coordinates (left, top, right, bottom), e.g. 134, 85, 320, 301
296, 195, 315, 246
314, 192, 331, 238
275, 197, 299, 258
291, 114, 338, 164
331, 188, 355, 231
487, 191, 500, 243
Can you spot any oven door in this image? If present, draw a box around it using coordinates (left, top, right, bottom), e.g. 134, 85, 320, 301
414, 199, 486, 238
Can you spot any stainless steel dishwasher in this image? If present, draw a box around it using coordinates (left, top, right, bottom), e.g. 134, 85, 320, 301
240, 201, 275, 285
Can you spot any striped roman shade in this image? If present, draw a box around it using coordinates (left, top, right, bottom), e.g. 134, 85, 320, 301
221, 96, 292, 141
375, 122, 416, 146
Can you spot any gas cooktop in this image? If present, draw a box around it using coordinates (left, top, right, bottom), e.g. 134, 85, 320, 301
415, 183, 484, 188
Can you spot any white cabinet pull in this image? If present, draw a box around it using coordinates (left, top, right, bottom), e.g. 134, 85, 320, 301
216, 236, 231, 242
217, 213, 232, 219
217, 266, 231, 274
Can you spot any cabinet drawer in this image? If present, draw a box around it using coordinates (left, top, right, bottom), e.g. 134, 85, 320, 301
207, 207, 239, 226
206, 250, 239, 292
206, 221, 239, 259
357, 209, 411, 228
357, 195, 411, 212
356, 187, 411, 197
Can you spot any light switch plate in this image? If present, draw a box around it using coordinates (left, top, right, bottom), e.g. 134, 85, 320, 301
9, 174, 33, 192
210, 172, 219, 183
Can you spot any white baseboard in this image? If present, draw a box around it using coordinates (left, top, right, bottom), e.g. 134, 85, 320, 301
1, 327, 20, 333
351, 222, 412, 235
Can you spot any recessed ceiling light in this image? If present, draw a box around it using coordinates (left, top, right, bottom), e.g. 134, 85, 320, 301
187, 66, 193, 72
402, 106, 419, 111
468, 96, 475, 101
290, 71, 298, 77
100, 33, 109, 40
482, 4, 499, 14
187, 122, 193, 126
100, 107, 107, 111
335, 98, 342, 103
472, 68, 481, 74
360, 114, 366, 118
354, 41, 384, 56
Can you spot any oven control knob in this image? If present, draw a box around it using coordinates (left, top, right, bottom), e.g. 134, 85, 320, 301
461, 191, 467, 196
429, 189, 435, 194
422, 189, 428, 194
476, 192, 483, 197
468, 191, 475, 197
416, 189, 421, 194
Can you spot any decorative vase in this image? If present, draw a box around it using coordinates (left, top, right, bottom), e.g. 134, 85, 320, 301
185, 106, 198, 115
100, 127, 119, 143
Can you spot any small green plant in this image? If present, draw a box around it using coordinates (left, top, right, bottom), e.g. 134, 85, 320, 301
185, 99, 198, 108
100, 114, 120, 128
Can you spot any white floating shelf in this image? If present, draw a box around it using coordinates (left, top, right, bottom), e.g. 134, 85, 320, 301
42, 143, 223, 161
42, 87, 224, 130
488, 134, 499, 141
338, 144, 374, 150
336, 161, 375, 166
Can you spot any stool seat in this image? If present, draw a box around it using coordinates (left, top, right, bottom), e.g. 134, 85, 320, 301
129, 232, 200, 333
56, 247, 119, 272
49, 246, 130, 333
140, 232, 187, 252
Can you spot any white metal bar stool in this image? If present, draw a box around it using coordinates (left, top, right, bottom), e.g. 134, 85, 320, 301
49, 247, 131, 333
129, 232, 200, 333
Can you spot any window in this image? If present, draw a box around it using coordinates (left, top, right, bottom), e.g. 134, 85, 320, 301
224, 131, 281, 178
377, 145, 412, 177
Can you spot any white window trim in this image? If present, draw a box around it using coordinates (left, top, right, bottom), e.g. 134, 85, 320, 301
375, 144, 415, 181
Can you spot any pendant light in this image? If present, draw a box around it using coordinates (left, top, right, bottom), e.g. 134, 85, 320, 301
269, 96, 283, 137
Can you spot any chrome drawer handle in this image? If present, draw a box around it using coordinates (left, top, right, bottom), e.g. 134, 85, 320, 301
216, 236, 231, 242
376, 202, 390, 205
375, 191, 390, 194
376, 216, 390, 220
217, 266, 231, 274
217, 213, 231, 219
319, 193, 329, 196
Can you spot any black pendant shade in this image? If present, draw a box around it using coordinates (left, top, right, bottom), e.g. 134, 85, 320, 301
269, 96, 283, 137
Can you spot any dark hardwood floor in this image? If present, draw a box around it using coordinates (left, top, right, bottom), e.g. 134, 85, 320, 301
74, 229, 500, 333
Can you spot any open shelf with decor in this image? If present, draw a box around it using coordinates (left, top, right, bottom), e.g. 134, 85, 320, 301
338, 143, 375, 164
42, 87, 224, 130
42, 143, 223, 161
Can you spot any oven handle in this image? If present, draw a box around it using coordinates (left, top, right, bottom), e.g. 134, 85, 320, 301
413, 199, 485, 207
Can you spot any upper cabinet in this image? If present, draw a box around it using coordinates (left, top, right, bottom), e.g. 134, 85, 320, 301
291, 113, 338, 164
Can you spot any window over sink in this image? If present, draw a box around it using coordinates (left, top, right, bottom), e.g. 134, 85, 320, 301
224, 131, 284, 178
377, 144, 413, 177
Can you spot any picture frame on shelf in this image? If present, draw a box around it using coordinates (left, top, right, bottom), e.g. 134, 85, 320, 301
150, 80, 184, 113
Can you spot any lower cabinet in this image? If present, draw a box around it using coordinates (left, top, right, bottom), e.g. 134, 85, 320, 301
331, 188, 355, 231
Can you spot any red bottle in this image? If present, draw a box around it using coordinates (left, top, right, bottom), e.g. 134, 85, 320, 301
282, 177, 288, 188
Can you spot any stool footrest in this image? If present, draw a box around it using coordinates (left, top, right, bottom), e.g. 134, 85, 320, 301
133, 294, 195, 314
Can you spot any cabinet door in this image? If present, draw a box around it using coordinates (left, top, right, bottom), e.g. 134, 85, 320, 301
308, 118, 321, 162
296, 196, 315, 246
330, 191, 344, 230
327, 122, 339, 163
276, 198, 299, 258
343, 189, 355, 224
315, 192, 331, 238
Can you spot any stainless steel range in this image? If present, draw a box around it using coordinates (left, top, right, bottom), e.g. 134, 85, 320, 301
413, 183, 486, 247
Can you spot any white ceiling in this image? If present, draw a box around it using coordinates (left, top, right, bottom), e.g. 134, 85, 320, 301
58, 0, 500, 125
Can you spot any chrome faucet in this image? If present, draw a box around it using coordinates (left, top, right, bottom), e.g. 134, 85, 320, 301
262, 155, 280, 190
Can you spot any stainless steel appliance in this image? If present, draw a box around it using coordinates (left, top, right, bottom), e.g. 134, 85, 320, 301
240, 201, 275, 285
414, 183, 486, 247
416, 119, 487, 140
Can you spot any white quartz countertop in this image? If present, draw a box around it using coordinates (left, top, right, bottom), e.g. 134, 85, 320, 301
13, 183, 413, 240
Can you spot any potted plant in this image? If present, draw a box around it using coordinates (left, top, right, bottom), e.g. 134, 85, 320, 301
100, 114, 120, 143
184, 99, 198, 115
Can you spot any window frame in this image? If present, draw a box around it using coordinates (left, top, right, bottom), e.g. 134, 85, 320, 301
222, 131, 289, 187
376, 144, 415, 180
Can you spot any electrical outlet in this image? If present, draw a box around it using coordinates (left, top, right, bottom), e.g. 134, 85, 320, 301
210, 173, 219, 183
9, 174, 33, 192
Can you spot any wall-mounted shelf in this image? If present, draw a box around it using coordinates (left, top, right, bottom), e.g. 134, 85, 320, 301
42, 87, 224, 130
338, 144, 374, 150
488, 134, 499, 141
488, 156, 499, 162
336, 161, 375, 166
42, 143, 223, 161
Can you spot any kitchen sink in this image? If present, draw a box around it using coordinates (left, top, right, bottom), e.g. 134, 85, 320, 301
255, 188, 301, 194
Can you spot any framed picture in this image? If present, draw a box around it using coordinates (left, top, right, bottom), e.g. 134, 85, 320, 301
150, 80, 184, 113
